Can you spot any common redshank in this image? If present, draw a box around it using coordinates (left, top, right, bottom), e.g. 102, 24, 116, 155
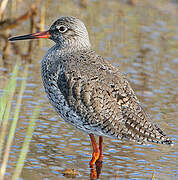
9, 16, 172, 166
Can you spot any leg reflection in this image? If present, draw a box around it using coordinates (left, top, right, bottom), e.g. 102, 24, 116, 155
90, 159, 103, 179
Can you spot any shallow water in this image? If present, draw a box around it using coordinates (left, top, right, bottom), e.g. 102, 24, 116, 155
0, 0, 178, 179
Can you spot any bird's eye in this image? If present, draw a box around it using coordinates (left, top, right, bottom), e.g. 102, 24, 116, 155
56, 25, 68, 33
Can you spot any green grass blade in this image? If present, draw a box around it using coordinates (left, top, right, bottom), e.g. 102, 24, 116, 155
0, 93, 7, 125
12, 105, 40, 180
0, 63, 19, 124
0, 64, 29, 180
0, 63, 19, 159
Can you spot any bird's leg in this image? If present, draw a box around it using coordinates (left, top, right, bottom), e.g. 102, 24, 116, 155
98, 136, 103, 162
89, 134, 100, 167
95, 136, 103, 179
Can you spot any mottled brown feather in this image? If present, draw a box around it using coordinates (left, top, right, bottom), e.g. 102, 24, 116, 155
55, 50, 172, 144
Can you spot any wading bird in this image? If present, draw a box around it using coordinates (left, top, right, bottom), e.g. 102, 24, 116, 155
9, 16, 172, 168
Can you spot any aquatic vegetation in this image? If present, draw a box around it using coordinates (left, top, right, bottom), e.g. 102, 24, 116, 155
0, 63, 39, 179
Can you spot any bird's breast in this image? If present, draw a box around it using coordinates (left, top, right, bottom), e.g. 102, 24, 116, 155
41, 56, 88, 130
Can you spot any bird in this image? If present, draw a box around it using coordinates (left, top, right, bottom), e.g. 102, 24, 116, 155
9, 16, 173, 166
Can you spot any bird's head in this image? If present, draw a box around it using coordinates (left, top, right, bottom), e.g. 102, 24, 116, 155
9, 16, 91, 50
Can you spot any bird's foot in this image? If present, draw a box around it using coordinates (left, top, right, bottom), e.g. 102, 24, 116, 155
89, 154, 103, 179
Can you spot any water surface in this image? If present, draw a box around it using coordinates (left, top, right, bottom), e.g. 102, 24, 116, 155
0, 0, 177, 179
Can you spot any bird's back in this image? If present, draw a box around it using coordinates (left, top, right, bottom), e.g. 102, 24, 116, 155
42, 47, 172, 145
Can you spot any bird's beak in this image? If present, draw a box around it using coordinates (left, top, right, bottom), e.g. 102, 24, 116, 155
8, 30, 50, 41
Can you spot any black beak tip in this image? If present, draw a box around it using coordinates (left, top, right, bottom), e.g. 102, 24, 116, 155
8, 35, 34, 41
8, 37, 14, 41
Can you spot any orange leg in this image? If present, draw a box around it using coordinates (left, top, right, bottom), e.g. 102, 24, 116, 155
95, 136, 103, 179
89, 134, 100, 167
98, 136, 103, 162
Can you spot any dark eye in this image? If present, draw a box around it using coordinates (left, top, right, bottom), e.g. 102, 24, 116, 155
56, 25, 67, 33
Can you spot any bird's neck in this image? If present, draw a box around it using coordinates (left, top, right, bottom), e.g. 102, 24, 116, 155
55, 38, 91, 55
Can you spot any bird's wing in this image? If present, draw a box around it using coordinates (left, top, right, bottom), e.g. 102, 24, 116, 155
57, 54, 172, 144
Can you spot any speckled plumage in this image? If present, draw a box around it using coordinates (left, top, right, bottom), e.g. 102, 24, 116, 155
39, 17, 172, 145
